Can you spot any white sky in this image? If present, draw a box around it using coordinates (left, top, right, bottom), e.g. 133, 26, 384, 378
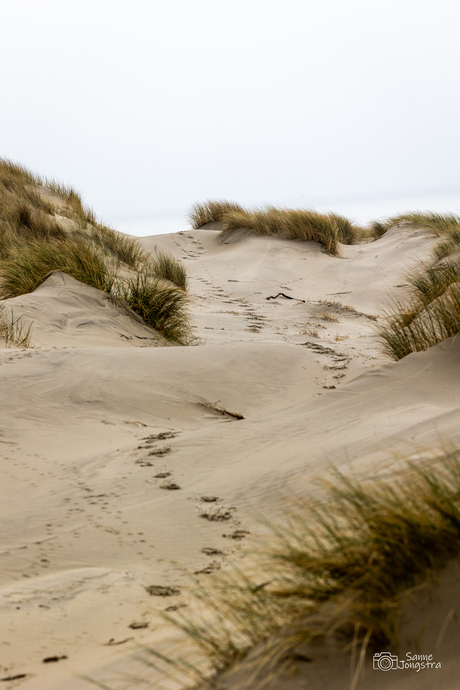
2, 0, 459, 225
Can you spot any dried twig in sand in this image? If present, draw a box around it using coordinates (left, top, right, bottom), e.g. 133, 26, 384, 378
200, 402, 245, 420
266, 292, 305, 303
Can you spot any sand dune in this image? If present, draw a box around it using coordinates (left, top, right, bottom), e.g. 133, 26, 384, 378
1, 223, 459, 689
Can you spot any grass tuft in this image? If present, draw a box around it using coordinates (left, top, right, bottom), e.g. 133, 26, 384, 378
188, 200, 245, 229
370, 212, 460, 240
0, 239, 114, 299
150, 251, 188, 290
189, 201, 364, 255
0, 304, 32, 347
0, 159, 193, 344
114, 274, 191, 344
375, 211, 460, 359
158, 449, 460, 683
89, 224, 148, 269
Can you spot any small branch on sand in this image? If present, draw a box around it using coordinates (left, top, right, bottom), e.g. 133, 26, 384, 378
266, 292, 305, 303
200, 401, 245, 420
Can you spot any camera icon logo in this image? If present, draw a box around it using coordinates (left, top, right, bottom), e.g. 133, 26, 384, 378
373, 652, 399, 671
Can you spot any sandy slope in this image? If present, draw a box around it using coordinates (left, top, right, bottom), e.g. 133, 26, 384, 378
1, 224, 459, 689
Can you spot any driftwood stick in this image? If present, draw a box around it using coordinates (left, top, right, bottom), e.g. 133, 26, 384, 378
266, 292, 305, 303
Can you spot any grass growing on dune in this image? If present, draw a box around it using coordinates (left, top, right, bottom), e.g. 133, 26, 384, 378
189, 200, 364, 256
377, 212, 460, 359
153, 449, 460, 686
378, 282, 460, 360
189, 200, 245, 228
149, 251, 188, 290
0, 157, 96, 224
0, 304, 32, 347
0, 239, 114, 298
370, 211, 460, 240
115, 274, 191, 344
88, 224, 148, 269
0, 159, 192, 344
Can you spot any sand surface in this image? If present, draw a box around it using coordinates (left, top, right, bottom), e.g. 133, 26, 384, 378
1, 224, 459, 689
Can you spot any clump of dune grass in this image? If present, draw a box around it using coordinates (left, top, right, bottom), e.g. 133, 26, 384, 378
114, 274, 191, 344
150, 251, 188, 290
0, 157, 96, 225
375, 211, 460, 358
328, 212, 364, 244
370, 211, 460, 241
189, 200, 245, 229
378, 282, 460, 360
220, 208, 339, 256
378, 243, 460, 359
0, 239, 192, 344
432, 226, 460, 262
189, 201, 364, 255
155, 449, 460, 686
88, 224, 148, 269
0, 304, 32, 347
0, 159, 193, 345
0, 238, 114, 299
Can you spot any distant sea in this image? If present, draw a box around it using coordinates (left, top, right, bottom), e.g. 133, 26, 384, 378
113, 191, 460, 238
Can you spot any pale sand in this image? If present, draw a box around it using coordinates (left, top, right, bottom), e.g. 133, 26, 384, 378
1, 223, 459, 689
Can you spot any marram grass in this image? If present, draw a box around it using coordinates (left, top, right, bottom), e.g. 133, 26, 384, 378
189, 200, 245, 228
0, 238, 114, 298
377, 217, 460, 360
188, 200, 364, 256
149, 251, 188, 290
0, 304, 32, 348
150, 449, 460, 686
370, 211, 460, 240
0, 158, 191, 344
114, 274, 191, 344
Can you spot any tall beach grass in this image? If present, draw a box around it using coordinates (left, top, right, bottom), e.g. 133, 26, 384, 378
370, 211, 460, 240
377, 213, 460, 359
154, 448, 460, 686
0, 159, 191, 344
114, 274, 191, 344
188, 201, 364, 256
0, 304, 32, 348
149, 251, 188, 290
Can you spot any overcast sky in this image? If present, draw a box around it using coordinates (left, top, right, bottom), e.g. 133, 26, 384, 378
2, 0, 459, 225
